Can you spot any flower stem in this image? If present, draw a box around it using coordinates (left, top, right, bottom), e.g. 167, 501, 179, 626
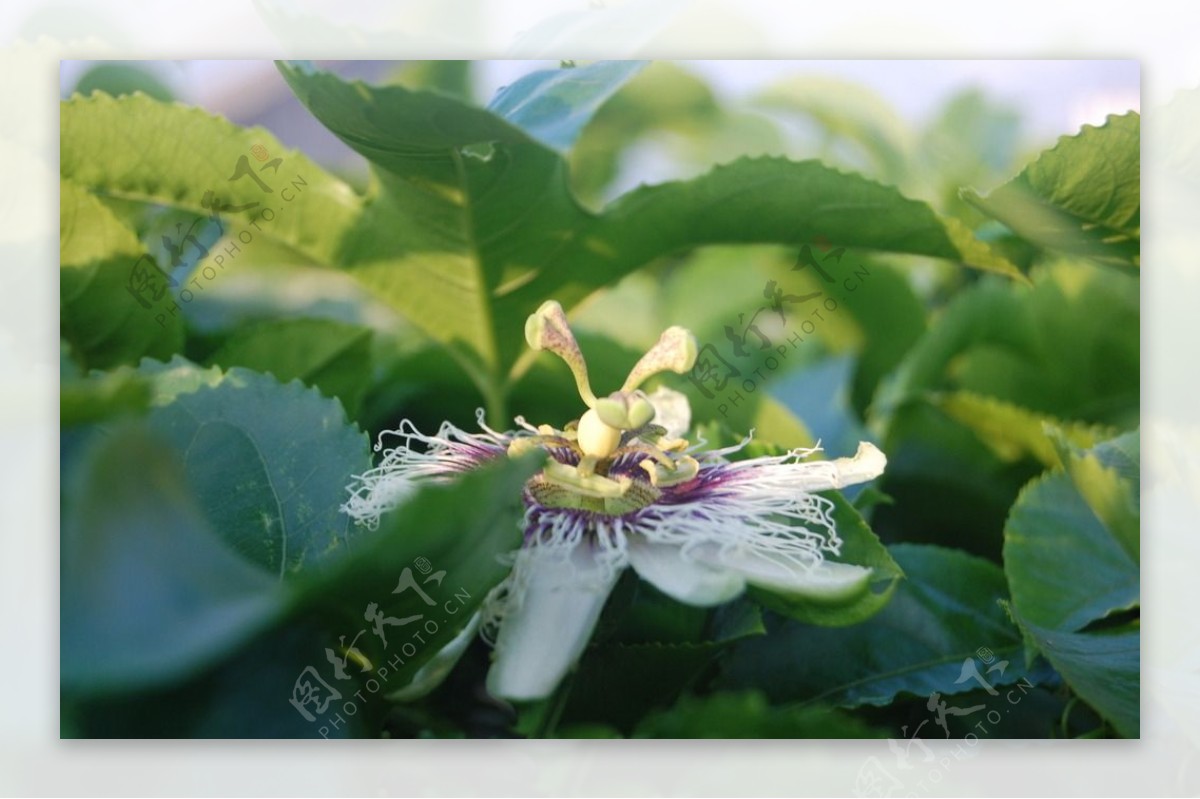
533, 670, 576, 739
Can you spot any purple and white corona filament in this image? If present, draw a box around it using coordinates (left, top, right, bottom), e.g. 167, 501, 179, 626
342, 300, 886, 702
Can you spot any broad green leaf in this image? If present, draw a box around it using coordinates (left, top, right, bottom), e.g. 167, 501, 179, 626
61, 91, 361, 267
205, 317, 374, 418
60, 179, 184, 369
1014, 620, 1139, 738
486, 60, 648, 153
722, 544, 1034, 708
963, 112, 1140, 267
935, 391, 1117, 468
749, 491, 902, 627
61, 426, 286, 693
1004, 470, 1138, 632
136, 358, 372, 576
1003, 430, 1140, 737
633, 691, 884, 739
276, 63, 1021, 409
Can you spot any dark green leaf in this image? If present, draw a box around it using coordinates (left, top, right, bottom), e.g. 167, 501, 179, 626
61, 426, 285, 694
204, 317, 373, 418
722, 544, 1034, 707
633, 691, 884, 738
137, 358, 372, 576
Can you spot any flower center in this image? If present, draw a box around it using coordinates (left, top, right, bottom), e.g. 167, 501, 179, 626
516, 301, 702, 515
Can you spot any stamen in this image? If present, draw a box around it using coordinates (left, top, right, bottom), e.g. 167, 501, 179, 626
621, 326, 698, 392
525, 300, 597, 407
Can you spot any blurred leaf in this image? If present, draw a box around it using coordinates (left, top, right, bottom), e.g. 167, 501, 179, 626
1003, 430, 1140, 736
61, 427, 285, 694
389, 60, 474, 102
749, 492, 902, 627
205, 317, 374, 418
61, 92, 361, 267
60, 366, 151, 427
277, 62, 1021, 411
60, 179, 184, 369
755, 76, 912, 186
873, 262, 1139, 437
487, 60, 648, 153
74, 64, 175, 102
722, 544, 1035, 707
137, 358, 372, 576
963, 112, 1140, 267
633, 691, 884, 738
920, 89, 1021, 219
935, 391, 1117, 468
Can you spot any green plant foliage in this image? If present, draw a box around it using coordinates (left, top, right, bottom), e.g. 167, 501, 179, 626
59, 60, 1140, 739
964, 112, 1140, 267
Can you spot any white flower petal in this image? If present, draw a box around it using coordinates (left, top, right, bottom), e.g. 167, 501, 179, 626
700, 549, 873, 604
825, 441, 888, 488
486, 545, 620, 702
627, 539, 746, 606
388, 612, 480, 702
646, 386, 691, 439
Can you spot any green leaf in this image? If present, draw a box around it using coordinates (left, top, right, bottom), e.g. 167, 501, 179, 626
1003, 470, 1138, 632
136, 358, 372, 576
749, 491, 902, 627
60, 179, 184, 369
1014, 621, 1139, 738
873, 261, 1139, 438
935, 391, 1118, 468
486, 60, 648, 153
1051, 429, 1140, 563
754, 75, 912, 186
286, 455, 538, 697
73, 63, 175, 102
1003, 430, 1140, 736
204, 317, 374, 418
61, 91, 361, 267
276, 63, 1021, 408
722, 544, 1035, 708
963, 112, 1140, 267
60, 366, 151, 427
61, 426, 286, 694
633, 691, 884, 739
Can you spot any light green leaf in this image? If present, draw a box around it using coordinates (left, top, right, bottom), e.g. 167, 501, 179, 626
60, 179, 184, 369
935, 391, 1118, 468
136, 358, 372, 576
963, 112, 1140, 267
722, 544, 1035, 708
1050, 429, 1140, 563
61, 426, 286, 693
61, 91, 361, 266
205, 317, 374, 418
